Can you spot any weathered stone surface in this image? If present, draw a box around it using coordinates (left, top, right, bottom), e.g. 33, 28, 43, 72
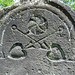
0, 0, 75, 75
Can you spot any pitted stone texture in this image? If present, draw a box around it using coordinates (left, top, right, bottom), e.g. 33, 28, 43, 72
2, 9, 72, 60
0, 0, 75, 75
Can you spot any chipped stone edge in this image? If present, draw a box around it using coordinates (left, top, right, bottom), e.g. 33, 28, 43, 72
49, 0, 75, 23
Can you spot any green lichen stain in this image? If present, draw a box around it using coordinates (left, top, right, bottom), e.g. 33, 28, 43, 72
47, 43, 66, 60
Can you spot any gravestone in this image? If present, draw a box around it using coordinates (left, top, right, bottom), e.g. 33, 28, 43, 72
0, 0, 75, 75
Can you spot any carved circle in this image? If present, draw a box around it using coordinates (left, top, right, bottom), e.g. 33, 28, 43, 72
12, 24, 17, 30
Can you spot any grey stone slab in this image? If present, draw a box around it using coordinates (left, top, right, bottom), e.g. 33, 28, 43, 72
0, 0, 75, 75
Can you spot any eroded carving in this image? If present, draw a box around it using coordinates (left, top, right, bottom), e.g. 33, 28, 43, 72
27, 14, 48, 35
8, 43, 27, 59
0, 1, 75, 74
47, 43, 66, 60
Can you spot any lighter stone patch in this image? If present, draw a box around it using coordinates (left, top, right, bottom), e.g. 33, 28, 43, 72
38, 70, 41, 73
26, 72, 29, 75
8, 55, 25, 60
64, 23, 71, 42
0, 30, 5, 46
13, 0, 20, 3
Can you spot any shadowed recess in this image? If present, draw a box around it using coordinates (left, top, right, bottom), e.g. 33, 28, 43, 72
47, 43, 66, 60
9, 43, 27, 59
